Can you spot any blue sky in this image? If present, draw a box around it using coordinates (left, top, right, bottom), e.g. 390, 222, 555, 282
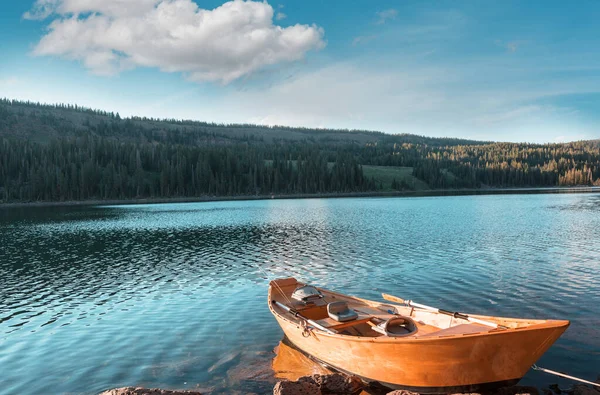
1, 0, 599, 143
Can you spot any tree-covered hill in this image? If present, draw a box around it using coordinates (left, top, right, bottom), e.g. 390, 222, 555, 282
0, 99, 490, 146
1, 98, 599, 203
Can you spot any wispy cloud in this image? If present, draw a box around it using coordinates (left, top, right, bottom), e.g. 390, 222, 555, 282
0, 77, 19, 87
376, 9, 397, 25
367, 9, 466, 46
352, 35, 377, 46
22, 0, 58, 20
554, 135, 567, 143
197, 57, 600, 143
276, 12, 286, 20
506, 42, 519, 52
495, 40, 526, 53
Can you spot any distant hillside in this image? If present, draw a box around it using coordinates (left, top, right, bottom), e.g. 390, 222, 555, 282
1, 98, 599, 204
0, 98, 490, 147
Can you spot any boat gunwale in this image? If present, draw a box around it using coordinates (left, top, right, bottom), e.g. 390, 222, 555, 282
268, 283, 570, 343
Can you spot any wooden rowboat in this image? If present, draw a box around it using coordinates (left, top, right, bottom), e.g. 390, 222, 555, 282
268, 277, 569, 394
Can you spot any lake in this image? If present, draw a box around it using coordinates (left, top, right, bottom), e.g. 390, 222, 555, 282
1, 194, 600, 395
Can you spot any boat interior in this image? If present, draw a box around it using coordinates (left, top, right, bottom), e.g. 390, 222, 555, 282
270, 278, 548, 339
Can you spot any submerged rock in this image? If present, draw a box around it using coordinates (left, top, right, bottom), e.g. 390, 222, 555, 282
571, 384, 600, 395
99, 387, 202, 395
442, 385, 539, 395
273, 372, 550, 395
301, 373, 364, 394
491, 385, 540, 395
273, 379, 322, 395
274, 373, 364, 394
389, 385, 540, 395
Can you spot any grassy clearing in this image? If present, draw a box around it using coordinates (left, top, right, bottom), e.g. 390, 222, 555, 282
263, 161, 430, 191
363, 165, 430, 191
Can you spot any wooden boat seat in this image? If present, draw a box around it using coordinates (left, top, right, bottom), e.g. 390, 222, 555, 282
315, 314, 372, 331
418, 323, 490, 338
294, 304, 329, 320
292, 298, 328, 310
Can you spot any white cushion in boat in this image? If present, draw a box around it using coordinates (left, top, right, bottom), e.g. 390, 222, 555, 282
327, 301, 358, 322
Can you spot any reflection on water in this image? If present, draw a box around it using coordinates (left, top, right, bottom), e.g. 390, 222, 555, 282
272, 339, 333, 381
272, 339, 405, 395
1, 195, 600, 394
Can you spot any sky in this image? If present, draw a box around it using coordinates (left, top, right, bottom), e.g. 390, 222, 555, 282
1, 0, 599, 143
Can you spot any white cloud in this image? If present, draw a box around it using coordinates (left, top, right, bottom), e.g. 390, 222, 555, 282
376, 9, 397, 25
276, 12, 286, 20
27, 0, 325, 83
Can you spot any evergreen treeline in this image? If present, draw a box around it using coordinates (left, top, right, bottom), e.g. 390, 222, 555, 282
0, 137, 373, 202
408, 143, 600, 188
1, 98, 600, 203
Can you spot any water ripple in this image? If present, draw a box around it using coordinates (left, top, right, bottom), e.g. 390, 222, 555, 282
1, 195, 599, 394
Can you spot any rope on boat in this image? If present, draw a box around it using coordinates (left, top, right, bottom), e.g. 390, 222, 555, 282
532, 365, 600, 388
254, 262, 294, 306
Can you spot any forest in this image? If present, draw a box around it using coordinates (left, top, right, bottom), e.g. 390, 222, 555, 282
1, 98, 599, 203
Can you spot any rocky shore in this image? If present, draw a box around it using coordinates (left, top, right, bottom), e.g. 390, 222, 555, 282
271, 372, 600, 395
99, 340, 600, 395
100, 372, 600, 395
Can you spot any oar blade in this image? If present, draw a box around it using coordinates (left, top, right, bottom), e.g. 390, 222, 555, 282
382, 293, 406, 304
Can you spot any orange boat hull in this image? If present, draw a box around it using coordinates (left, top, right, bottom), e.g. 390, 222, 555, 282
268, 279, 569, 393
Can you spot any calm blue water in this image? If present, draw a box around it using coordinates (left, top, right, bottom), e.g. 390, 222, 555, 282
1, 194, 600, 394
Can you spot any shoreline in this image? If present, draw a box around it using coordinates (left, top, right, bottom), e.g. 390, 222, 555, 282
1, 186, 600, 208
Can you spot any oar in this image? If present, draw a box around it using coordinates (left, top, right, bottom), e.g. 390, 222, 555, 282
382, 293, 506, 329
271, 300, 337, 334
